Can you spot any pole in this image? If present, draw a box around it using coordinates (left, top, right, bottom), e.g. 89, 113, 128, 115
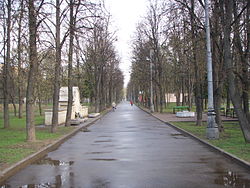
205, 0, 219, 139
150, 49, 154, 113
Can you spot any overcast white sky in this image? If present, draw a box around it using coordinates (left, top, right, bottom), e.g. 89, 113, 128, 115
105, 0, 149, 87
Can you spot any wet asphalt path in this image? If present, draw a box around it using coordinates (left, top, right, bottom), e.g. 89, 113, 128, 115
2, 102, 250, 188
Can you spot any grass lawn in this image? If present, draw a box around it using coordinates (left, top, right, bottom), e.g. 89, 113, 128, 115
171, 121, 250, 163
0, 106, 76, 171
162, 102, 197, 113
162, 103, 177, 113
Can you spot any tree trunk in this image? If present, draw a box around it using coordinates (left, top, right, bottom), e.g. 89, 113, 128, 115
100, 73, 105, 111
211, 0, 224, 132
17, 0, 24, 119
223, 0, 250, 142
245, 1, 250, 121
95, 74, 101, 113
65, 0, 74, 126
159, 85, 163, 113
176, 92, 180, 106
38, 88, 42, 116
76, 37, 81, 89
154, 86, 158, 112
51, 0, 61, 132
18, 97, 23, 119
26, 0, 37, 141
226, 86, 230, 110
3, 0, 11, 128
233, 1, 250, 121
187, 71, 192, 108
214, 87, 223, 131
109, 64, 114, 105
10, 94, 17, 117
163, 87, 167, 109
190, 0, 202, 126
109, 79, 113, 105
182, 77, 185, 106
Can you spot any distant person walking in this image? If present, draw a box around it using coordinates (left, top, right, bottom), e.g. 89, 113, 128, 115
130, 100, 133, 106
112, 102, 116, 111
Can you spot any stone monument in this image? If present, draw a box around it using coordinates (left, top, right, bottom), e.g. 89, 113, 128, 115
59, 87, 88, 119
176, 111, 195, 118
45, 86, 88, 125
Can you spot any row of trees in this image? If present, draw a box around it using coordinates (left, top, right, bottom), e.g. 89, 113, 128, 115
0, 0, 124, 141
127, 0, 250, 142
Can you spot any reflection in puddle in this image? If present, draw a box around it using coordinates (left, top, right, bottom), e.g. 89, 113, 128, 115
94, 140, 112, 143
141, 128, 153, 131
170, 133, 187, 139
98, 136, 112, 138
33, 157, 74, 166
85, 151, 112, 155
81, 127, 90, 132
2, 174, 67, 188
91, 177, 110, 187
116, 147, 132, 150
199, 157, 212, 161
20, 182, 56, 187
103, 144, 116, 148
125, 126, 136, 129
89, 158, 117, 161
214, 171, 250, 187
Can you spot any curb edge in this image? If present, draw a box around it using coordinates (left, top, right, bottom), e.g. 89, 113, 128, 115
0, 109, 110, 183
138, 105, 250, 171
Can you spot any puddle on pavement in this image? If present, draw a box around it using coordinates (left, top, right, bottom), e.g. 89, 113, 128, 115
116, 146, 132, 150
98, 136, 112, 138
18, 182, 56, 187
85, 151, 112, 155
81, 127, 90, 132
102, 144, 117, 148
89, 158, 117, 161
214, 170, 250, 187
2, 174, 73, 188
126, 126, 137, 129
33, 157, 74, 166
170, 133, 187, 139
207, 161, 250, 187
91, 177, 110, 187
118, 130, 137, 133
170, 133, 186, 136
94, 139, 113, 143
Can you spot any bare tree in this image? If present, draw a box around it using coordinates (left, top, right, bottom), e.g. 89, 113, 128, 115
83, 16, 123, 112
222, 0, 250, 142
2, 0, 11, 128
210, 0, 225, 131
51, 0, 68, 132
189, 0, 203, 126
26, 0, 42, 141
65, 0, 75, 126
17, 0, 25, 119
233, 0, 250, 119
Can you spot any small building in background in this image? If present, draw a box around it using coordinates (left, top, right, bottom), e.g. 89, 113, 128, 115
165, 93, 188, 103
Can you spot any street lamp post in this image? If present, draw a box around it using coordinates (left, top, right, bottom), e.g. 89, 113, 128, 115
150, 49, 154, 113
205, 0, 219, 139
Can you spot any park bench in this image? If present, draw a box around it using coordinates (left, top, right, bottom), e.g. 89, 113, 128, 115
226, 108, 237, 118
173, 106, 190, 114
